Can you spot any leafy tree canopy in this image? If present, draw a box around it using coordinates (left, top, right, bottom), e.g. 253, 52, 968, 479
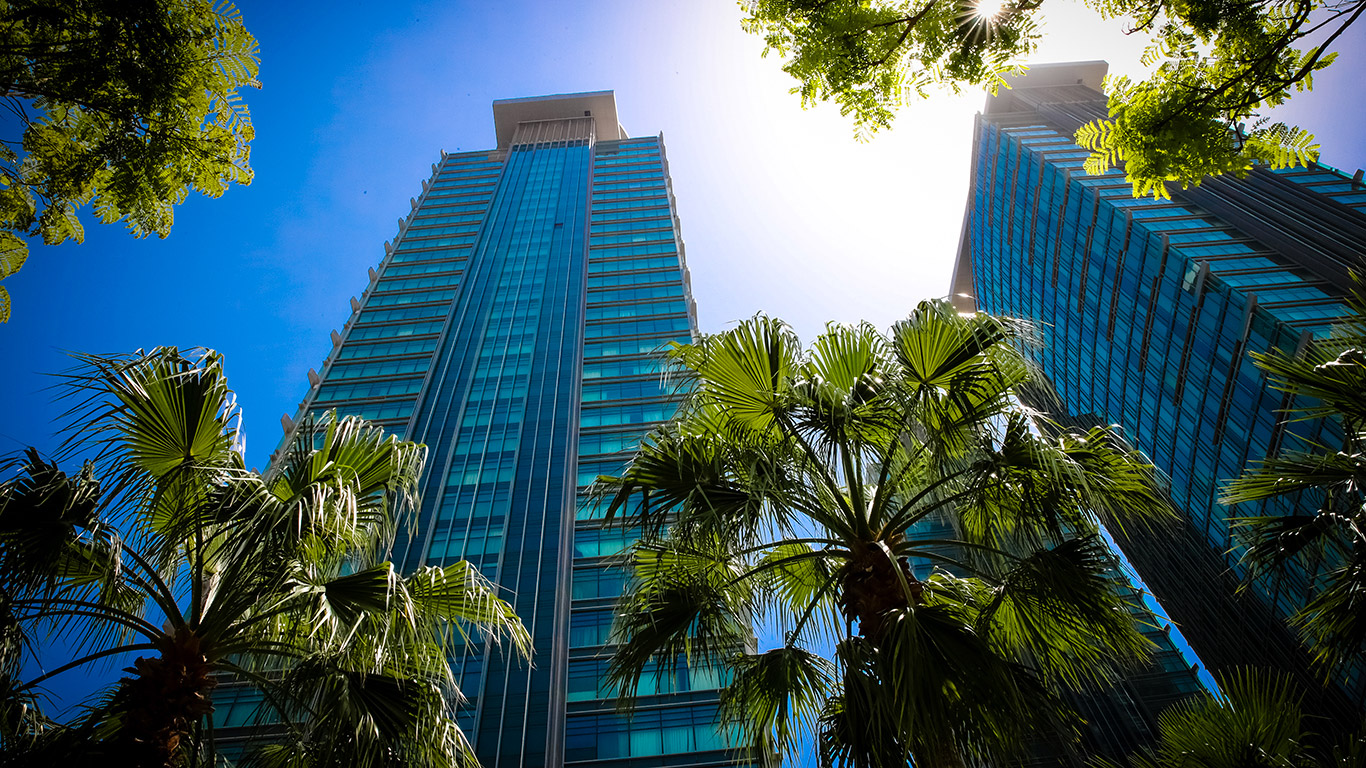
0, 0, 261, 322
741, 0, 1361, 197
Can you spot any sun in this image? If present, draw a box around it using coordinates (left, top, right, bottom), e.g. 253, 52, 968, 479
974, 0, 1006, 19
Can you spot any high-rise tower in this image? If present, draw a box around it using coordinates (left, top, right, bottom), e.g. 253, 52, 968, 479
952, 62, 1366, 729
251, 92, 738, 768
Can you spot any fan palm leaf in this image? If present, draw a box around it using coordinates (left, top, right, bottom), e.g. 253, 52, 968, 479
1090, 669, 1323, 768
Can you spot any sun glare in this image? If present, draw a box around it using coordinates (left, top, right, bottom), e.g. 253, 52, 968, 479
974, 0, 1006, 19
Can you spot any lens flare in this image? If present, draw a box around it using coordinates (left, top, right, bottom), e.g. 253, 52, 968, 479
974, 0, 1006, 19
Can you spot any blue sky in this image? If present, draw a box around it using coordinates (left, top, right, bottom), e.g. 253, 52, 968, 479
2, 0, 1364, 732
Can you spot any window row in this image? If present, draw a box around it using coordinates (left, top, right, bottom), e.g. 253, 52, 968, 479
1214, 270, 1308, 288
587, 243, 678, 264
582, 377, 670, 403
591, 217, 673, 235
356, 304, 448, 325
336, 337, 439, 360
577, 430, 644, 456
594, 146, 660, 160
590, 195, 669, 212
586, 299, 688, 321
572, 566, 629, 599
579, 402, 679, 428
582, 357, 666, 379
593, 164, 663, 180
383, 258, 466, 277
373, 273, 462, 292
415, 199, 491, 217
426, 527, 504, 562
423, 185, 495, 201
589, 283, 684, 305
328, 357, 430, 381
594, 151, 660, 166
347, 321, 444, 340
428, 176, 498, 193
586, 316, 690, 339
408, 211, 485, 227
567, 657, 728, 703
451, 433, 523, 457
593, 187, 665, 202
309, 401, 413, 422
388, 246, 471, 264
591, 206, 671, 224
587, 268, 681, 289
1176, 242, 1260, 258
396, 234, 478, 251
577, 458, 630, 487
314, 377, 425, 403
573, 527, 640, 561
437, 160, 502, 176
444, 460, 518, 488
593, 179, 666, 193
404, 222, 481, 238
367, 288, 458, 307
565, 707, 734, 762
584, 334, 689, 358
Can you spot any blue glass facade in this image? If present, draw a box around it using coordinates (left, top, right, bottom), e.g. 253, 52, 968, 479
952, 62, 1366, 727
276, 93, 742, 768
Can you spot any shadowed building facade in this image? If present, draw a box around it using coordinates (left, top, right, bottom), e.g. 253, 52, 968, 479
951, 61, 1366, 732
219, 92, 745, 768
905, 516, 1205, 765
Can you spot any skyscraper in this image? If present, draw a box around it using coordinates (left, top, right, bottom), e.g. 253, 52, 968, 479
253, 91, 740, 768
951, 61, 1366, 727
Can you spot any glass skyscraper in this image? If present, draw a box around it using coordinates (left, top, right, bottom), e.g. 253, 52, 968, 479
263, 92, 740, 768
951, 61, 1366, 729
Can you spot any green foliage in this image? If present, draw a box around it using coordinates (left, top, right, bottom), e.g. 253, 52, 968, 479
1076, 64, 1323, 199
0, 348, 529, 767
1223, 280, 1366, 675
599, 300, 1176, 767
742, 0, 1037, 138
0, 0, 261, 321
740, 0, 1359, 195
1090, 669, 1358, 768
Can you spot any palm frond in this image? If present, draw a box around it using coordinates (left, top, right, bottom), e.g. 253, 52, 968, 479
689, 314, 802, 435
53, 348, 241, 523
719, 646, 836, 759
0, 449, 105, 599
607, 537, 754, 705
1291, 554, 1366, 674
972, 536, 1152, 690
256, 654, 477, 768
1223, 450, 1365, 506
406, 561, 531, 659
1102, 668, 1315, 768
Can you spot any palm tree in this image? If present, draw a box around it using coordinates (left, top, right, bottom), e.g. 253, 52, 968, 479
598, 299, 1175, 768
1090, 669, 1364, 768
0, 347, 530, 767
1223, 283, 1366, 674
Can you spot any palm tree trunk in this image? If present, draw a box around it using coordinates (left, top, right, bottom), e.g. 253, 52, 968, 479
108, 630, 216, 767
838, 545, 921, 640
